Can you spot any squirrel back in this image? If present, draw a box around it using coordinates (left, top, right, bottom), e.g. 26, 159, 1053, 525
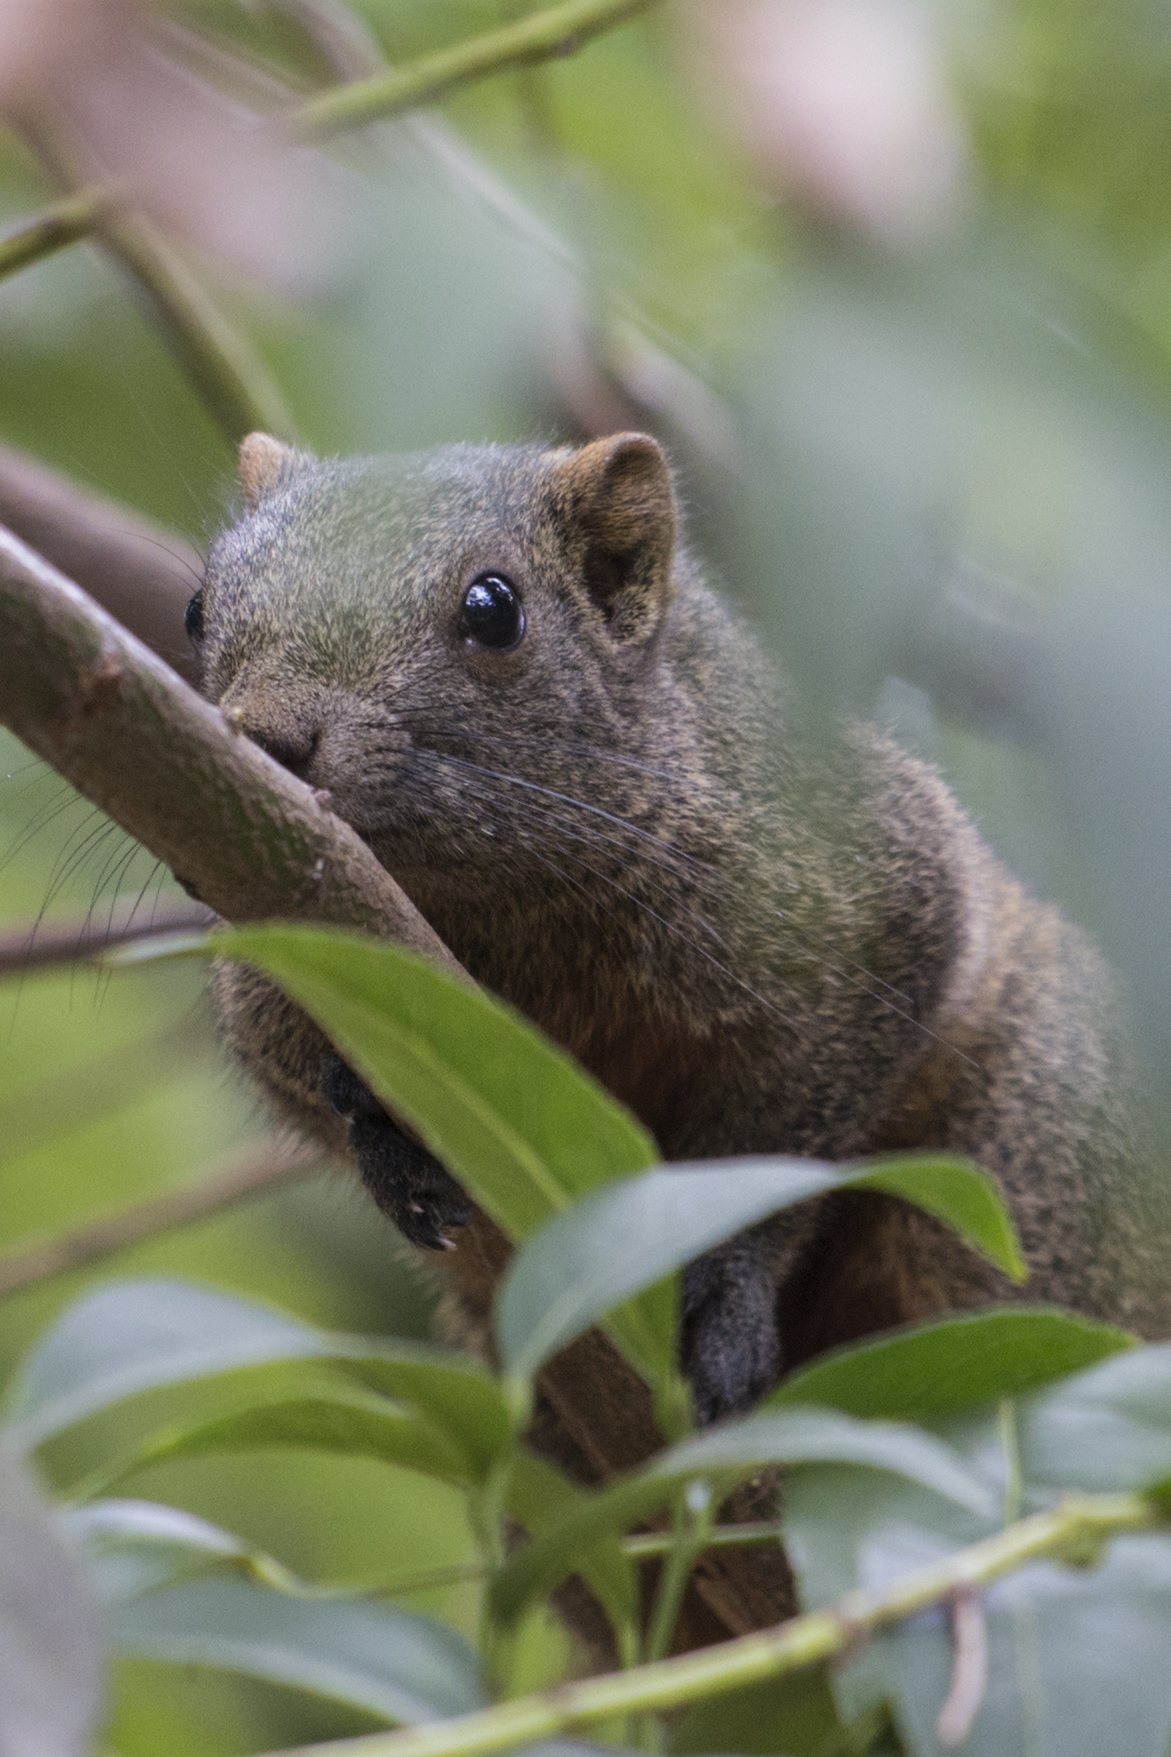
196, 430, 1171, 1422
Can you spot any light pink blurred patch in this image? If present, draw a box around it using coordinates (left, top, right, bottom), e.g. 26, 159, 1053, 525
0, 0, 111, 102
0, 0, 347, 295
680, 0, 971, 242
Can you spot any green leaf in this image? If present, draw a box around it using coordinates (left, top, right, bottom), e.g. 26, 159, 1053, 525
66, 1498, 306, 1602
106, 1575, 485, 1723
1019, 1341, 1171, 1494
0, 1449, 105, 1757
848, 1155, 1026, 1283
97, 1388, 474, 1488
494, 1154, 1024, 1391
1, 1278, 508, 1475
767, 1308, 1133, 1423
205, 925, 656, 1238
489, 1406, 995, 1629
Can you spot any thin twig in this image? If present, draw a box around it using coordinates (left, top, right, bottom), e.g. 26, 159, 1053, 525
0, 898, 216, 976
0, 185, 122, 282
260, 1493, 1162, 1757
291, 0, 660, 139
0, 1136, 322, 1297
622, 1521, 780, 1558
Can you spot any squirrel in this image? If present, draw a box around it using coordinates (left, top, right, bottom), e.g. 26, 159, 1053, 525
190, 427, 1171, 1429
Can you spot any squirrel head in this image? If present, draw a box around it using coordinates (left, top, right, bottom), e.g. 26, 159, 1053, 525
194, 433, 693, 904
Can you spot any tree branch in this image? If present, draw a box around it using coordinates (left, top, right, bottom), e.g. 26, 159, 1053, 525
263, 1493, 1163, 1757
291, 0, 660, 139
0, 1135, 321, 1298
0, 522, 459, 962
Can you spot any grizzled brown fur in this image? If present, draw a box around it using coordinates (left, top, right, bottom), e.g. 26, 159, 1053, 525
197, 431, 1171, 1440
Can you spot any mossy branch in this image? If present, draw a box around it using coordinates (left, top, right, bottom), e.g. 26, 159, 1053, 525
292, 0, 659, 139
264, 1492, 1164, 1757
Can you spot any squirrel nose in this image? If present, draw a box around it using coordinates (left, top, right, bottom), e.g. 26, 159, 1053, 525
245, 722, 320, 778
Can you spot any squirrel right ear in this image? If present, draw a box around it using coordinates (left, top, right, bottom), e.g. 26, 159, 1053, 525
553, 432, 676, 644
238, 432, 296, 511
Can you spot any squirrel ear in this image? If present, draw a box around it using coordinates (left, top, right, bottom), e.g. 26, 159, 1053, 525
238, 432, 295, 511
554, 432, 676, 643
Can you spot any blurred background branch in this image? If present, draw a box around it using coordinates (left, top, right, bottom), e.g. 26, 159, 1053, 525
291, 0, 660, 138
0, 1134, 322, 1296
0, 181, 118, 278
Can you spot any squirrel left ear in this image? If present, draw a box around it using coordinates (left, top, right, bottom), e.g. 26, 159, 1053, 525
238, 432, 296, 511
553, 432, 676, 643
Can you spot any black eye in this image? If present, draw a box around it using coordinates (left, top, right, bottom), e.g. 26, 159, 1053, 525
458, 573, 524, 651
184, 591, 205, 645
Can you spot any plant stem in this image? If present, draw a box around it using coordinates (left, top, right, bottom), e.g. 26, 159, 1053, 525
259, 1493, 1162, 1757
642, 1487, 712, 1666
0, 185, 120, 281
291, 0, 659, 139
0, 1137, 322, 1298
302, 1524, 784, 1602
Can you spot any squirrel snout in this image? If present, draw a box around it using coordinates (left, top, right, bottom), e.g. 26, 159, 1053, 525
255, 727, 320, 777
234, 714, 321, 779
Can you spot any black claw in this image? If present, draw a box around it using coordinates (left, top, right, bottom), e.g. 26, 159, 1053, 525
323, 1053, 470, 1250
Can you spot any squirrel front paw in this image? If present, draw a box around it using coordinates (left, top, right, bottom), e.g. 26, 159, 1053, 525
323, 1055, 471, 1251
682, 1246, 781, 1426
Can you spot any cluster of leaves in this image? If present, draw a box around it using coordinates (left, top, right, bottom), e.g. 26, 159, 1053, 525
6, 925, 1171, 1757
